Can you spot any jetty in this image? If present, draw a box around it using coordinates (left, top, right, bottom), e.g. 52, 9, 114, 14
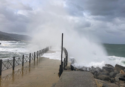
0, 49, 97, 87
0, 33, 123, 87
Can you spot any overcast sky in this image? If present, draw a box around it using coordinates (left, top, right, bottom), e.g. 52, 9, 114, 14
0, 0, 125, 44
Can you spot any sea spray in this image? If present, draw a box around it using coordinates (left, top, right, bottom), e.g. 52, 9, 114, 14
28, 0, 108, 68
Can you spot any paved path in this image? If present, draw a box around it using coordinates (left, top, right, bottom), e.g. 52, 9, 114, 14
54, 71, 97, 87
0, 57, 60, 87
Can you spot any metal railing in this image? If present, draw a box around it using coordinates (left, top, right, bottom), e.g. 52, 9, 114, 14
0, 47, 49, 76
58, 47, 68, 77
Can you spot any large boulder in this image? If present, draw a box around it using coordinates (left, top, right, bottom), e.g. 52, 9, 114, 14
102, 83, 109, 87
105, 64, 114, 68
110, 78, 115, 83
103, 66, 114, 73
99, 71, 109, 76
91, 67, 102, 74
97, 75, 110, 81
115, 64, 125, 73
109, 72, 117, 78
115, 73, 124, 82
93, 71, 99, 78
96, 67, 102, 72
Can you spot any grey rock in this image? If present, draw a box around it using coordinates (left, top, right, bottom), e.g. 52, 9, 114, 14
95, 67, 102, 72
105, 64, 114, 68
99, 71, 109, 76
91, 67, 102, 75
103, 66, 114, 72
109, 72, 117, 78
93, 71, 99, 78
97, 75, 110, 81
102, 83, 109, 87
114, 70, 118, 74
110, 78, 115, 83
115, 64, 125, 73
115, 73, 125, 82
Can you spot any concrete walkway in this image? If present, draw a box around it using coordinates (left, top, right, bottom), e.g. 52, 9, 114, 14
0, 49, 97, 87
0, 57, 60, 87
54, 71, 97, 87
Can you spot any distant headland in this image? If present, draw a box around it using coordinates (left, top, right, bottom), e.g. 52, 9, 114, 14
0, 31, 31, 41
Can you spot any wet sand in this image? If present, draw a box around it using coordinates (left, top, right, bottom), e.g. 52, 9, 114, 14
0, 57, 60, 87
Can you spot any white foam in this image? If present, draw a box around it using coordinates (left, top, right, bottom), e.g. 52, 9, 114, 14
72, 56, 125, 68
42, 47, 125, 68
42, 51, 61, 60
41, 47, 66, 60
0, 41, 29, 53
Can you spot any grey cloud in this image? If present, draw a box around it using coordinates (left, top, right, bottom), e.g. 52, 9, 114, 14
65, 0, 125, 43
10, 3, 33, 11
1, 0, 125, 44
0, 0, 31, 34
66, 0, 125, 20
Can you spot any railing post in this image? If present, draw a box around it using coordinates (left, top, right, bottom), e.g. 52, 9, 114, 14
65, 49, 68, 66
13, 57, 15, 71
38, 51, 39, 58
37, 51, 38, 59
29, 53, 31, 64
0, 60, 2, 76
22, 55, 24, 67
61, 61, 63, 73
64, 58, 66, 69
59, 33, 64, 77
59, 65, 61, 77
34, 52, 35, 61
39, 51, 40, 57
32, 53, 33, 60
66, 56, 67, 66
61, 33, 63, 64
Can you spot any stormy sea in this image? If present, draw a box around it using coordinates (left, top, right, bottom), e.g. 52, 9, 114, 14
0, 41, 29, 60
0, 40, 125, 67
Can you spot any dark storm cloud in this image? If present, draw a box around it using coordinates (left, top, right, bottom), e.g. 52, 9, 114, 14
65, 0, 125, 43
0, 0, 32, 34
0, 0, 125, 43
0, 8, 29, 33
66, 0, 125, 20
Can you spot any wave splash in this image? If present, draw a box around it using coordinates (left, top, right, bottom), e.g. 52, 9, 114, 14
42, 47, 125, 68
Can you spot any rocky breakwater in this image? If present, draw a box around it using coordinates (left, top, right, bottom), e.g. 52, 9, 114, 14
70, 59, 125, 87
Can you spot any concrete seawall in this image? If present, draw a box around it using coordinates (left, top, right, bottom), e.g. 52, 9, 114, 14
54, 71, 96, 87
